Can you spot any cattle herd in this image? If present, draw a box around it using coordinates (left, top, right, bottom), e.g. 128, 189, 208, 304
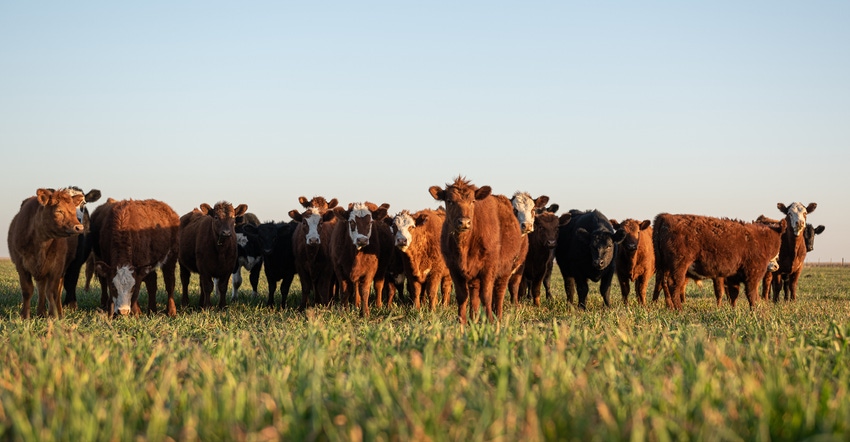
6, 177, 825, 324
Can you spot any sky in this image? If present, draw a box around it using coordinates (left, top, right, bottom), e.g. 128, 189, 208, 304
1, 2, 848, 263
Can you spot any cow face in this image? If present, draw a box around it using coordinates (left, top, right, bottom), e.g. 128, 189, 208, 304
290, 208, 331, 246
576, 228, 626, 270
610, 219, 651, 254
511, 192, 549, 235
778, 202, 817, 237
429, 177, 491, 234
337, 202, 385, 250
533, 211, 569, 250
36, 188, 86, 236
804, 224, 825, 252
200, 201, 248, 246
63, 186, 102, 227
391, 211, 417, 252
256, 222, 289, 255
767, 253, 780, 272
95, 261, 155, 315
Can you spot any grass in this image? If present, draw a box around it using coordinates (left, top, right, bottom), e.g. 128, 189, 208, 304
0, 259, 849, 441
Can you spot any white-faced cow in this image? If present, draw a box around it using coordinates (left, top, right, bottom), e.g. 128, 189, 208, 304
429, 177, 528, 324
60, 186, 102, 310
769, 202, 818, 302
8, 188, 85, 318
389, 209, 453, 310
178, 201, 248, 309
230, 212, 263, 302
92, 199, 180, 317
288, 196, 339, 309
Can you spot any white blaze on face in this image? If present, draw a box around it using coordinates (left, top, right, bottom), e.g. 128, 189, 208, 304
393, 212, 415, 252
112, 265, 135, 315
767, 254, 780, 272
348, 203, 372, 249
511, 192, 536, 235
62, 187, 86, 223
787, 202, 808, 236
304, 210, 323, 245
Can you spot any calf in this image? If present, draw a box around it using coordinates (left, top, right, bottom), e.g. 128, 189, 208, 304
653, 213, 785, 310
521, 209, 570, 306
92, 199, 180, 316
60, 186, 102, 310
289, 196, 339, 309
230, 212, 263, 302
256, 220, 298, 308
8, 188, 85, 318
508, 192, 550, 305
555, 210, 625, 309
330, 202, 390, 318
389, 209, 453, 310
770, 202, 818, 302
178, 201, 248, 309
429, 177, 528, 324
610, 219, 656, 306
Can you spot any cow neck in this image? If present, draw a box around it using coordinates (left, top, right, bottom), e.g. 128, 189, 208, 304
778, 221, 806, 273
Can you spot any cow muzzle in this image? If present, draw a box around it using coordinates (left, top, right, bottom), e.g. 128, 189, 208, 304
455, 218, 471, 232
355, 237, 369, 249
217, 231, 232, 246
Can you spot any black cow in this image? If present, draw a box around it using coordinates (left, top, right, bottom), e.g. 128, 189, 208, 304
554, 209, 625, 309
61, 187, 102, 310
256, 221, 298, 308
804, 223, 826, 253
230, 214, 264, 302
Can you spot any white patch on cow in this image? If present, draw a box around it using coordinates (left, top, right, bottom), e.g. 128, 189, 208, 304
348, 203, 372, 249
236, 232, 248, 247
511, 191, 536, 234
304, 208, 323, 245
244, 255, 261, 270
61, 187, 87, 222
112, 265, 135, 315
786, 202, 808, 236
231, 271, 243, 301
393, 212, 415, 252
767, 254, 780, 272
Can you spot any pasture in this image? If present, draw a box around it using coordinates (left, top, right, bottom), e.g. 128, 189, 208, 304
0, 259, 848, 441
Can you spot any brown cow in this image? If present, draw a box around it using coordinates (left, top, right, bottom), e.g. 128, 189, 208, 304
389, 209, 453, 310
330, 202, 390, 317
770, 202, 818, 302
653, 213, 785, 310
92, 199, 180, 316
519, 208, 570, 306
8, 188, 85, 318
610, 219, 656, 306
178, 201, 248, 309
288, 196, 339, 309
429, 177, 528, 324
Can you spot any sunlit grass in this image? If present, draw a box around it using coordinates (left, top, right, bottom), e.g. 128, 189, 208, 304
0, 259, 848, 441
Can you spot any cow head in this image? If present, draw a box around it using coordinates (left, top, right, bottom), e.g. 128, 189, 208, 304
533, 211, 570, 250
510, 192, 550, 235
36, 188, 86, 236
610, 219, 651, 254
777, 202, 817, 237
298, 195, 339, 211
62, 186, 102, 228
289, 196, 339, 246
390, 210, 429, 252
199, 201, 248, 246
804, 224, 825, 252
575, 225, 626, 270
94, 261, 155, 316
429, 176, 491, 234
334, 202, 388, 250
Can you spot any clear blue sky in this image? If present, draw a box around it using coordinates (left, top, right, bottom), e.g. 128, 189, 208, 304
2, 2, 848, 263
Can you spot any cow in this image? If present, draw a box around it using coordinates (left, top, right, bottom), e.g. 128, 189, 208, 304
804, 223, 826, 253
519, 207, 570, 306
230, 212, 263, 302
508, 192, 550, 305
178, 201, 248, 309
288, 196, 339, 309
60, 186, 102, 310
428, 177, 528, 324
555, 209, 625, 310
8, 188, 86, 318
610, 218, 657, 306
91, 199, 180, 317
389, 209, 453, 310
330, 202, 390, 318
653, 213, 786, 310
768, 202, 819, 302
255, 220, 298, 308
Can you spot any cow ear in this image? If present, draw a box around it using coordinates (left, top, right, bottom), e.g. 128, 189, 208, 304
383, 217, 394, 227
233, 204, 248, 218
429, 186, 445, 201
373, 207, 388, 220
36, 188, 53, 206
640, 220, 652, 230
475, 186, 492, 200
806, 203, 817, 214
200, 203, 213, 215
610, 219, 619, 229
242, 224, 258, 235
363, 202, 379, 212
85, 189, 102, 203
94, 261, 111, 278
558, 213, 572, 226
298, 196, 310, 208
777, 203, 788, 214
332, 206, 347, 220
322, 210, 337, 222
534, 195, 549, 209
289, 210, 303, 222
814, 225, 825, 235
547, 204, 559, 213
415, 213, 429, 226
612, 229, 627, 244
575, 227, 589, 241
327, 198, 339, 209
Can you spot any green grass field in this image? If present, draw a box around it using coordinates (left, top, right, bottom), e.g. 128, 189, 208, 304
1, 259, 848, 441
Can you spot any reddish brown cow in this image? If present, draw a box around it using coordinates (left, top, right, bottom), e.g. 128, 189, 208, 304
178, 201, 248, 309
520, 209, 571, 306
429, 177, 528, 324
610, 218, 657, 305
330, 202, 390, 317
8, 188, 85, 318
770, 202, 818, 302
389, 209, 453, 310
92, 199, 180, 317
289, 196, 339, 309
653, 213, 785, 310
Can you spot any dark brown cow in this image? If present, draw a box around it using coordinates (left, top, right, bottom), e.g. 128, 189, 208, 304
60, 186, 102, 310
330, 202, 390, 317
92, 199, 180, 316
389, 209, 453, 310
520, 209, 570, 306
178, 201, 248, 309
429, 177, 528, 324
288, 196, 339, 309
7, 188, 85, 318
770, 202, 818, 302
610, 219, 656, 306
653, 213, 785, 310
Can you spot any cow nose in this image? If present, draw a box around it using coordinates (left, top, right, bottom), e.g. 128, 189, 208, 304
116, 306, 131, 316
457, 218, 471, 231
356, 237, 369, 247
521, 223, 533, 233
396, 237, 407, 247
73, 224, 85, 233
307, 237, 320, 246
546, 240, 557, 248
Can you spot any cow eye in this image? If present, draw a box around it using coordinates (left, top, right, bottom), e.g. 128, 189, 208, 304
349, 220, 356, 230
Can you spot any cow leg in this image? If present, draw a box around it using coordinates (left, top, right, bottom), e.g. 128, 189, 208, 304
635, 274, 649, 306
131, 283, 143, 316
788, 272, 800, 301
713, 278, 726, 306
230, 269, 243, 302
468, 279, 483, 323
17, 272, 35, 319
441, 276, 452, 307
507, 272, 522, 307
563, 277, 577, 305
667, 267, 689, 310
760, 272, 772, 300
162, 261, 178, 317
426, 278, 440, 311
267, 278, 279, 308
249, 264, 262, 299
491, 277, 508, 322
412, 280, 423, 310
575, 278, 591, 310
599, 272, 614, 308
216, 277, 229, 309
180, 265, 192, 307
279, 271, 296, 309
543, 261, 554, 300
359, 278, 372, 318
617, 274, 630, 306
374, 277, 386, 309
744, 275, 761, 308
63, 259, 83, 310
52, 277, 64, 318
143, 272, 158, 314
84, 253, 95, 292
298, 271, 314, 310
531, 276, 544, 307
198, 276, 214, 309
